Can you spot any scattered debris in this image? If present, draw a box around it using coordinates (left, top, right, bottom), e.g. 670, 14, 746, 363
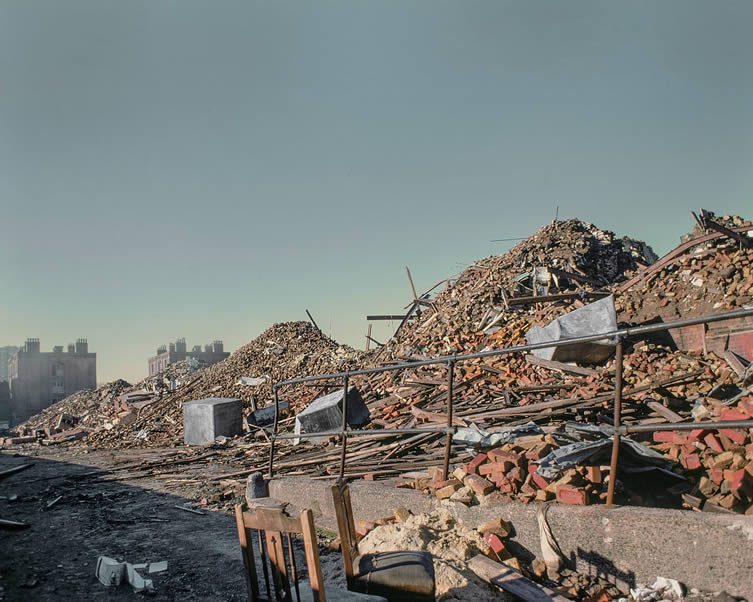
0, 518, 30, 530
95, 556, 168, 594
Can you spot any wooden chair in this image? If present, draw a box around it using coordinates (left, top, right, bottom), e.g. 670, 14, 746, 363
330, 481, 436, 602
234, 504, 326, 602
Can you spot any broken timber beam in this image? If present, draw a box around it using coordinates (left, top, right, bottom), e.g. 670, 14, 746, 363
525, 354, 598, 377
366, 315, 407, 321
468, 555, 572, 601
0, 463, 34, 481
507, 291, 610, 306
698, 209, 753, 248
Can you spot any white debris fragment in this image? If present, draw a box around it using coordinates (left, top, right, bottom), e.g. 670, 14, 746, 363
630, 576, 685, 601
95, 556, 167, 594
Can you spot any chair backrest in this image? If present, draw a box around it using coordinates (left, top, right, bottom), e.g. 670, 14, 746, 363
330, 480, 360, 580
234, 504, 326, 602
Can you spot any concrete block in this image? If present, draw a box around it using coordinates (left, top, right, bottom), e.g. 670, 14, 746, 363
183, 397, 243, 445
294, 386, 369, 443
526, 294, 618, 364
246, 472, 268, 499
249, 400, 289, 426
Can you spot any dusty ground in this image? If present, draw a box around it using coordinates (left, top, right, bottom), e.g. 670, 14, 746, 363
0, 447, 346, 602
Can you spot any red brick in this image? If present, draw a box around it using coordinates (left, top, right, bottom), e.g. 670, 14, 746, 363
487, 448, 523, 464
721, 408, 749, 421
683, 453, 702, 471
507, 467, 524, 483
724, 468, 753, 498
688, 429, 709, 443
556, 484, 589, 505
739, 399, 753, 417
586, 466, 602, 484
483, 533, 511, 559
479, 462, 511, 476
653, 431, 675, 443
710, 467, 724, 484
720, 429, 747, 446
464, 474, 495, 496
704, 433, 725, 453
532, 472, 550, 490
467, 453, 488, 475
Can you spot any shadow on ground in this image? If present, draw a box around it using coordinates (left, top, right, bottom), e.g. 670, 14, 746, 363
0, 452, 250, 601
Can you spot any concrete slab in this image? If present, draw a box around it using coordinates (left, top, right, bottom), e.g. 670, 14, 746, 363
294, 387, 369, 443
269, 476, 753, 599
183, 397, 243, 445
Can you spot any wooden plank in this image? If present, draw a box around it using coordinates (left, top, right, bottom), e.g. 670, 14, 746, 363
722, 350, 749, 380
507, 291, 609, 306
234, 505, 260, 600
700, 211, 753, 248
244, 508, 302, 534
0, 463, 34, 480
646, 401, 684, 423
265, 529, 290, 600
468, 555, 572, 601
410, 406, 465, 427
0, 518, 30, 530
525, 354, 598, 377
301, 509, 326, 602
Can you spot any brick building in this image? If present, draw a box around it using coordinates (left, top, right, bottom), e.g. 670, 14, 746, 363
0, 346, 19, 382
148, 338, 229, 376
8, 338, 96, 423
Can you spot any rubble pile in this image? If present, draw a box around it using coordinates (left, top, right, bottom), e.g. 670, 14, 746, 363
260, 213, 753, 513
7, 359, 209, 446
376, 219, 657, 361
618, 212, 753, 324
86, 322, 364, 447
7, 212, 753, 516
356, 507, 622, 601
652, 392, 753, 514
11, 379, 134, 443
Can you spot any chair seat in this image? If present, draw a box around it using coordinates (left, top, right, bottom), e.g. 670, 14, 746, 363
350, 550, 435, 602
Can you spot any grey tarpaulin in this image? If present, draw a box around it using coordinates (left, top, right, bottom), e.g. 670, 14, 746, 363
526, 294, 618, 364
453, 422, 544, 448
536, 427, 674, 479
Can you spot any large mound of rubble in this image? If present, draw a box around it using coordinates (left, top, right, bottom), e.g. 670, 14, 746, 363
8, 213, 753, 518
12, 359, 210, 443
376, 219, 657, 361
85, 322, 364, 447
18, 379, 133, 434
618, 212, 753, 324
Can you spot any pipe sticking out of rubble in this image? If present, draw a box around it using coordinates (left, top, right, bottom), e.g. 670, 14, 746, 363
271, 427, 453, 440
619, 420, 753, 434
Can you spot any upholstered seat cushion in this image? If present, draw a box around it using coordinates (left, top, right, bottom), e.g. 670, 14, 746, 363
350, 550, 436, 602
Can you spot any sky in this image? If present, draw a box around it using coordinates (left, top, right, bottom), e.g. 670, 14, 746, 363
1, 1, 752, 384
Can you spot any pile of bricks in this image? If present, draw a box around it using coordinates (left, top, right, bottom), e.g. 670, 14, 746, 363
422, 434, 609, 506
653, 397, 753, 514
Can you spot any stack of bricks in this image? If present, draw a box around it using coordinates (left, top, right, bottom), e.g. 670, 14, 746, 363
427, 434, 609, 506
652, 397, 753, 514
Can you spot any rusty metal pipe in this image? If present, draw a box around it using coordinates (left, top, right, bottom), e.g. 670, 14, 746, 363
268, 385, 280, 478
277, 308, 753, 386
442, 360, 455, 480
339, 374, 349, 479
271, 427, 451, 440
620, 420, 753, 434
606, 339, 623, 507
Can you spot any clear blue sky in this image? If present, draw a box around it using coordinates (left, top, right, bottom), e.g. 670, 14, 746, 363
2, 1, 752, 383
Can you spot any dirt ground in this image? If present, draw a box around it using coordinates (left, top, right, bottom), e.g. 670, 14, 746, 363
0, 447, 346, 602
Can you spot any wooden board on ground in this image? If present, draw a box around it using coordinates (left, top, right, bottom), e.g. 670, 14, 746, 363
468, 554, 572, 601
